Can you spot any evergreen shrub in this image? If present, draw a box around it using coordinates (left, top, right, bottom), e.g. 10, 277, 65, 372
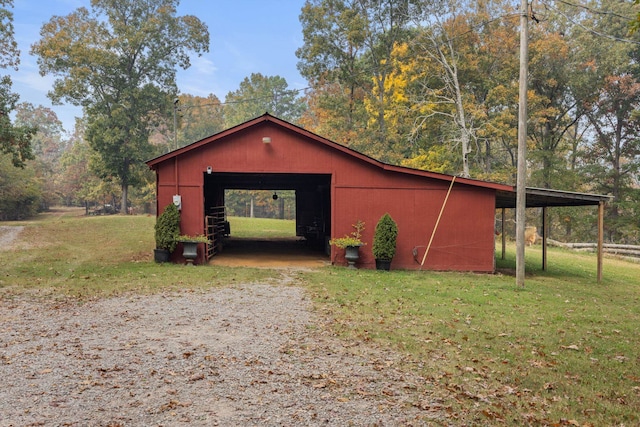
372, 213, 398, 260
154, 203, 180, 253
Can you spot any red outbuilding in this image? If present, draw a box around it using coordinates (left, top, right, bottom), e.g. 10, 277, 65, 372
146, 113, 608, 272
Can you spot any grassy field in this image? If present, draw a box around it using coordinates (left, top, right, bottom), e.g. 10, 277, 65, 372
0, 208, 276, 297
2, 210, 639, 425
227, 216, 296, 238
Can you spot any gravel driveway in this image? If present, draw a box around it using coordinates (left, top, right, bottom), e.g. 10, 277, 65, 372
0, 284, 441, 426
0, 226, 24, 250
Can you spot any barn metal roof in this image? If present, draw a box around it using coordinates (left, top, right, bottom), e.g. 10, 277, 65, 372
147, 113, 612, 209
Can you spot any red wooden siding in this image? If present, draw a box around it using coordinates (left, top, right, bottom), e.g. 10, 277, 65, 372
332, 176, 496, 271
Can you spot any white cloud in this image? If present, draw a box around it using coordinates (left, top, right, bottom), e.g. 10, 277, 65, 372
12, 70, 55, 94
189, 55, 217, 75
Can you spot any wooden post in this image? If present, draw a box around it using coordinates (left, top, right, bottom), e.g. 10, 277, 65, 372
542, 206, 547, 271
597, 201, 604, 283
501, 208, 506, 260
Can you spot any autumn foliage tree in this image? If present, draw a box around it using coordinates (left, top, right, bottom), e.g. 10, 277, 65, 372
224, 73, 305, 128
175, 94, 225, 147
31, 0, 209, 214
0, 0, 35, 168
583, 74, 640, 240
297, 0, 417, 159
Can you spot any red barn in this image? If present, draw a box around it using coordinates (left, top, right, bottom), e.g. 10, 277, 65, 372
146, 113, 606, 271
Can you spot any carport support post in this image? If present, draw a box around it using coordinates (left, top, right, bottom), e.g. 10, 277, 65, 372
542, 206, 547, 271
501, 208, 506, 260
598, 201, 604, 283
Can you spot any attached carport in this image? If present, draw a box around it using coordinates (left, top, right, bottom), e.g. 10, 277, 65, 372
495, 187, 613, 282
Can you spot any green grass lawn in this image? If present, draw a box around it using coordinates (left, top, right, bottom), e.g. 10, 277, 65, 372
0, 209, 275, 297
2, 210, 639, 425
227, 216, 296, 238
300, 249, 640, 425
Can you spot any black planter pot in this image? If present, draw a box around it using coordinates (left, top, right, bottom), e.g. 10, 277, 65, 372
154, 248, 171, 263
344, 245, 361, 269
375, 258, 392, 271
181, 241, 199, 265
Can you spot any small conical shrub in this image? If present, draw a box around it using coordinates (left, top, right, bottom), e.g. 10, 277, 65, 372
155, 203, 181, 253
372, 213, 398, 260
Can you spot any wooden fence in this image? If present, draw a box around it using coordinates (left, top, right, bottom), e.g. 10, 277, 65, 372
547, 239, 640, 262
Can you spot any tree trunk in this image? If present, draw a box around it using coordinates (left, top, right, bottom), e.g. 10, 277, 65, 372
121, 183, 128, 215
452, 64, 470, 178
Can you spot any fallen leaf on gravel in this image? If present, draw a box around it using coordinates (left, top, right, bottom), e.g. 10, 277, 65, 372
188, 373, 205, 382
159, 400, 192, 412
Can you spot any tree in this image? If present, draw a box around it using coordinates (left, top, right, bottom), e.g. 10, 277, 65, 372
298, 79, 370, 152
31, 0, 209, 214
406, 1, 508, 178
526, 30, 582, 189
297, 0, 368, 137
176, 94, 225, 147
583, 74, 640, 241
15, 103, 66, 162
14, 103, 68, 209
297, 0, 415, 155
58, 119, 98, 208
224, 73, 305, 127
626, 0, 640, 37
0, 1, 36, 167
0, 153, 41, 220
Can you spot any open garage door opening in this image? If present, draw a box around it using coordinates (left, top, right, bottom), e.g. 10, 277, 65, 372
203, 172, 331, 267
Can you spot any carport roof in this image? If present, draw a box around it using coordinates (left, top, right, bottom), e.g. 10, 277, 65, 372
496, 187, 612, 209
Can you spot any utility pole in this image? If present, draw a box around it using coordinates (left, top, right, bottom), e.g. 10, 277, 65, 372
516, 0, 529, 287
173, 98, 179, 150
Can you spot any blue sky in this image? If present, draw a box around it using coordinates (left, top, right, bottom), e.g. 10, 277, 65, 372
8, 0, 307, 132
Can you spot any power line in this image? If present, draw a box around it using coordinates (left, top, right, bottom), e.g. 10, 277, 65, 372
539, 0, 640, 45
552, 0, 634, 22
177, 86, 313, 111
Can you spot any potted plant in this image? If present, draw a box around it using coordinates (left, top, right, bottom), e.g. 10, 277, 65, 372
329, 220, 365, 269
372, 213, 398, 271
177, 234, 210, 265
154, 203, 180, 262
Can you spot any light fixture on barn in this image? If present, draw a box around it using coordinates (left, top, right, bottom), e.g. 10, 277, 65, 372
206, 166, 212, 174
262, 136, 271, 144
272, 192, 278, 200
